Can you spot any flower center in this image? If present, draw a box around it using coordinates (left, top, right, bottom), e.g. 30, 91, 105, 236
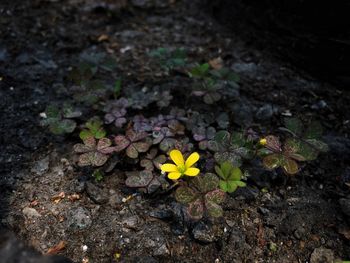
177, 164, 186, 174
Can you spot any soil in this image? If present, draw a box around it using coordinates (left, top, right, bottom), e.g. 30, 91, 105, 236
1, 0, 350, 262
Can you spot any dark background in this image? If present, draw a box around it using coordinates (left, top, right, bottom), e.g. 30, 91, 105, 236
205, 0, 350, 88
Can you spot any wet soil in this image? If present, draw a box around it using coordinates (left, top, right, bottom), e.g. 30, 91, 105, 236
1, 0, 350, 262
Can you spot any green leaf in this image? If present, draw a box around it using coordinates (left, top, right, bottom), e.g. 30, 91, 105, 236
80, 130, 93, 140
229, 167, 242, 181
220, 161, 232, 178
304, 121, 323, 139
219, 180, 229, 192
175, 187, 197, 204
189, 63, 210, 78
263, 154, 281, 170
281, 157, 299, 175
214, 165, 226, 180
92, 169, 104, 182
205, 201, 223, 218
114, 79, 122, 97
235, 181, 246, 187
192, 173, 219, 193
284, 118, 303, 135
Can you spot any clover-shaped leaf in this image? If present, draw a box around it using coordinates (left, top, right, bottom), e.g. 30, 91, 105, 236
40, 104, 79, 135
193, 126, 216, 150
215, 162, 246, 193
74, 137, 115, 167
175, 186, 197, 204
140, 148, 166, 171
186, 111, 215, 131
187, 199, 205, 220
191, 173, 219, 193
133, 115, 153, 132
114, 129, 152, 158
125, 170, 160, 194
80, 117, 106, 140
282, 118, 328, 160
208, 131, 252, 167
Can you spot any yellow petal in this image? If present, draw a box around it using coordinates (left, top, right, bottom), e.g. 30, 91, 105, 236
160, 163, 178, 172
170, 149, 184, 166
168, 172, 182, 180
184, 167, 200, 176
185, 152, 200, 168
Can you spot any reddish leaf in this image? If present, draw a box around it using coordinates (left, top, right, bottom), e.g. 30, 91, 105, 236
265, 135, 282, 152
114, 135, 130, 151
205, 189, 225, 204
187, 199, 204, 221
46, 241, 66, 255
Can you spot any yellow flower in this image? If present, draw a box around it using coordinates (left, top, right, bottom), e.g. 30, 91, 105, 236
259, 138, 267, 146
161, 149, 200, 180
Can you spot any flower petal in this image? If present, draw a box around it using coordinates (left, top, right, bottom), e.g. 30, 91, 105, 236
184, 167, 200, 176
168, 172, 182, 180
185, 152, 200, 168
161, 163, 178, 172
170, 149, 184, 166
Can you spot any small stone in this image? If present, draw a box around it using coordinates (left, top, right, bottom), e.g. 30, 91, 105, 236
31, 156, 49, 175
255, 104, 275, 121
122, 215, 139, 229
67, 207, 92, 229
86, 182, 108, 204
22, 207, 41, 218
310, 247, 334, 263
192, 222, 218, 243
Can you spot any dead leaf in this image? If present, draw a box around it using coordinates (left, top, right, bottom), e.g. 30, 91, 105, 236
30, 200, 39, 207
257, 222, 266, 248
98, 34, 109, 42
67, 193, 80, 202
46, 241, 66, 255
209, 57, 223, 70
52, 192, 65, 203
339, 227, 350, 240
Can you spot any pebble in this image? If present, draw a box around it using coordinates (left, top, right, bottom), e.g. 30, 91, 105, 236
31, 156, 49, 176
67, 207, 92, 229
310, 247, 334, 263
86, 182, 108, 204
22, 207, 41, 218
192, 222, 218, 243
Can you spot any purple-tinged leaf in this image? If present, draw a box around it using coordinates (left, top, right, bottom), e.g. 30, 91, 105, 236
114, 135, 130, 152
205, 200, 223, 218
205, 189, 225, 204
187, 199, 204, 221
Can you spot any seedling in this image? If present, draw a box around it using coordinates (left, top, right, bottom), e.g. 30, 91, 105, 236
208, 130, 252, 167
40, 104, 81, 135
74, 137, 116, 166
80, 117, 106, 140
215, 161, 246, 193
114, 128, 152, 158
175, 173, 226, 220
140, 148, 166, 171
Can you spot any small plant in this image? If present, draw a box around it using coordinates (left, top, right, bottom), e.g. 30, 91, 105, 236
161, 149, 200, 180
125, 170, 161, 194
215, 161, 246, 193
40, 104, 81, 135
80, 117, 106, 140
208, 130, 252, 167
149, 47, 187, 72
114, 128, 152, 159
140, 148, 166, 171
104, 98, 129, 128
92, 169, 104, 182
175, 173, 226, 220
192, 126, 216, 150
74, 137, 116, 166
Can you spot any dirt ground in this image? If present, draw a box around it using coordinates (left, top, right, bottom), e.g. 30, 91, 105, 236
1, 0, 350, 262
